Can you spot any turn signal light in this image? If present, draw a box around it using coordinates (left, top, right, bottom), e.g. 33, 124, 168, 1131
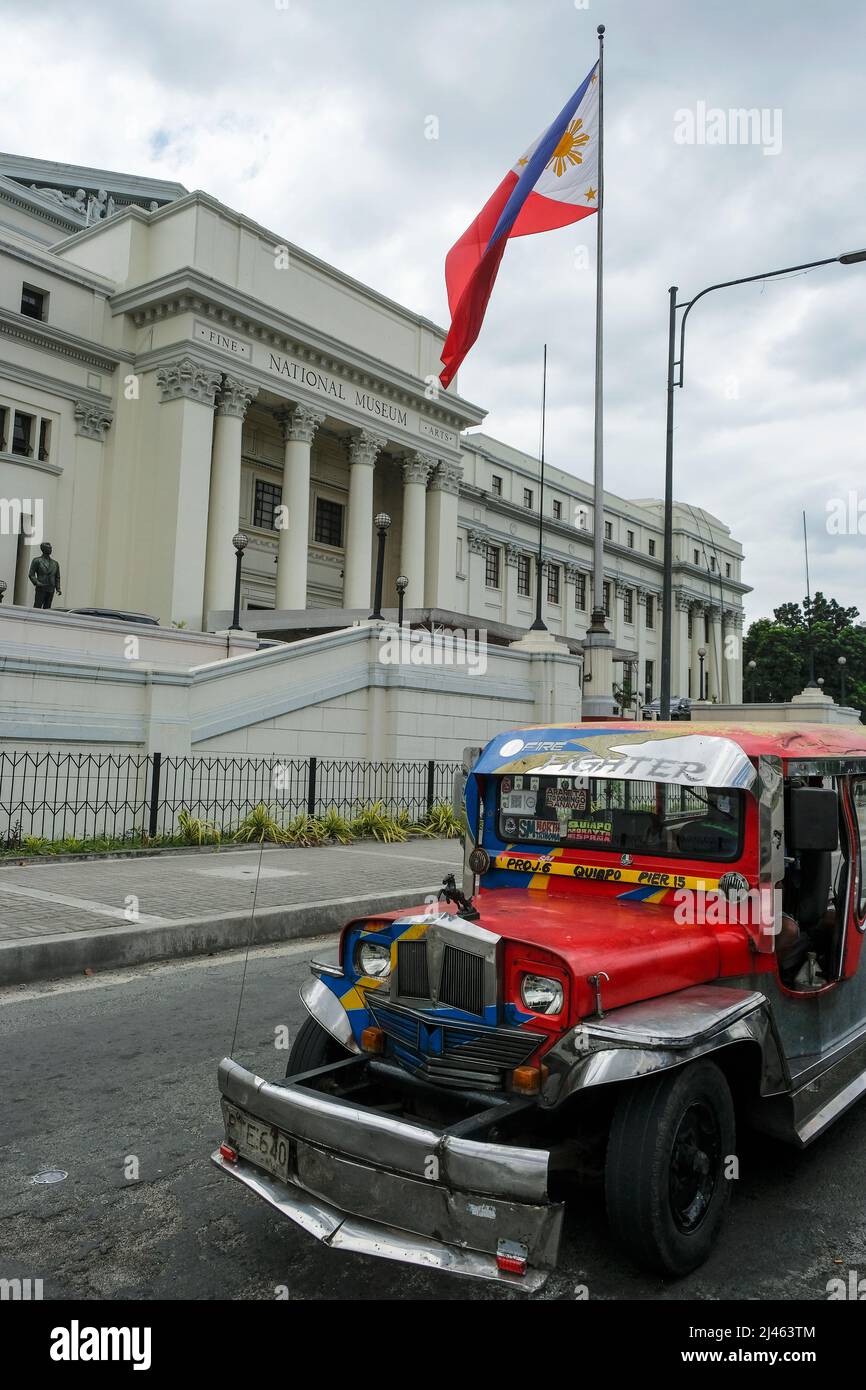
219, 1143, 238, 1163
496, 1240, 528, 1276
361, 1026, 386, 1054
511, 1065, 547, 1094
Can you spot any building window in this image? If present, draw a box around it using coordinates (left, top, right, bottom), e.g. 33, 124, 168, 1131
253, 478, 283, 530
710, 555, 716, 571
38, 419, 51, 462
604, 520, 613, 541
0, 406, 7, 451
704, 612, 710, 641
648, 538, 656, 557
485, 544, 501, 589
547, 564, 560, 604
645, 659, 654, 703
603, 580, 611, 617
645, 594, 655, 629
491, 474, 502, 496
12, 411, 34, 457
575, 506, 588, 530
517, 554, 531, 596
687, 608, 693, 638
314, 496, 344, 547
725, 561, 731, 578
575, 572, 587, 610
626, 529, 635, 549
623, 588, 634, 624
523, 487, 534, 509
20, 284, 47, 320
456, 537, 464, 574
552, 499, 562, 520
693, 548, 700, 565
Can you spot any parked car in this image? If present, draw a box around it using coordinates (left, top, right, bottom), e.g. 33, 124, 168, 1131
66, 607, 159, 626
213, 721, 866, 1288
642, 695, 691, 719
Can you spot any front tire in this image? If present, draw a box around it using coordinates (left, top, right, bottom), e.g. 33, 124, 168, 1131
286, 1015, 346, 1077
605, 1060, 735, 1276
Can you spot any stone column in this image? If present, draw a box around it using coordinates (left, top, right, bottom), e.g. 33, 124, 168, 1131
203, 375, 258, 622
275, 403, 325, 610
466, 528, 488, 617
155, 355, 223, 628
691, 601, 705, 700
344, 429, 386, 608
66, 402, 113, 606
400, 452, 434, 609
675, 592, 692, 699
424, 460, 462, 610
706, 603, 722, 701
723, 608, 743, 701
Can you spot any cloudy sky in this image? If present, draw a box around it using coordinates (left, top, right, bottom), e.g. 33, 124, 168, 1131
2, 0, 864, 623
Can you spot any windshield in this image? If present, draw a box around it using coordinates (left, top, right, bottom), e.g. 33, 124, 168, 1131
496, 774, 743, 861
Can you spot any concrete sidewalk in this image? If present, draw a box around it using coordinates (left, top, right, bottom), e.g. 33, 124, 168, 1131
0, 838, 462, 986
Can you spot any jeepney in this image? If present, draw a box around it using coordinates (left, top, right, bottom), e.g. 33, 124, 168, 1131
213, 722, 866, 1289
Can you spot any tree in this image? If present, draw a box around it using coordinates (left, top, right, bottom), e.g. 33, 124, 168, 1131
743, 591, 866, 720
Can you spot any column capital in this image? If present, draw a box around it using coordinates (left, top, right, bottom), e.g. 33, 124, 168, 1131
347, 428, 386, 468
401, 451, 435, 485
156, 355, 222, 405
73, 400, 113, 441
690, 597, 705, 614
277, 402, 325, 444
505, 542, 526, 567
216, 374, 259, 419
705, 601, 722, 620
467, 528, 488, 555
675, 591, 693, 612
428, 460, 463, 494
564, 562, 580, 583
615, 580, 631, 599
724, 607, 743, 628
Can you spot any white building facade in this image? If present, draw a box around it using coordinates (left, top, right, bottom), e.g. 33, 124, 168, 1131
0, 152, 748, 711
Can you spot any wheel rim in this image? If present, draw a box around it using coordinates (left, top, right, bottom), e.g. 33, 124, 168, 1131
669, 1099, 722, 1234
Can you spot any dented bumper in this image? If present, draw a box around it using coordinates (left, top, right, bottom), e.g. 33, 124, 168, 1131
213, 1056, 563, 1290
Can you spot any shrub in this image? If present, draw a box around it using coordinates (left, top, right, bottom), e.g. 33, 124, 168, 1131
317, 808, 356, 844
283, 814, 328, 847
350, 800, 408, 843
178, 809, 222, 845
424, 801, 466, 838
233, 803, 285, 844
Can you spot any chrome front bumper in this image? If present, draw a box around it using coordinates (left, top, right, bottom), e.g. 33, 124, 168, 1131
213, 1056, 563, 1291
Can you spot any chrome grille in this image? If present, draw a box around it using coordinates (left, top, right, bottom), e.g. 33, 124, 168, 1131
396, 940, 429, 998
438, 944, 485, 1016
365, 994, 544, 1091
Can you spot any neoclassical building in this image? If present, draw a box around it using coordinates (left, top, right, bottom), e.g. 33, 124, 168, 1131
0, 151, 747, 706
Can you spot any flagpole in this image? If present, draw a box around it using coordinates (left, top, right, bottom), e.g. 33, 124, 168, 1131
530, 343, 548, 631
589, 23, 607, 635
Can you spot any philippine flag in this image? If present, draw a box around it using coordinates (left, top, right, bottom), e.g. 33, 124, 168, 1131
440, 63, 600, 389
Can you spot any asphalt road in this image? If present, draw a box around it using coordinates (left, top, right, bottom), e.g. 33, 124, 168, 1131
2, 941, 865, 1302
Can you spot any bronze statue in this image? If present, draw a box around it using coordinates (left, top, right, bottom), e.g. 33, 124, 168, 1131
28, 541, 61, 609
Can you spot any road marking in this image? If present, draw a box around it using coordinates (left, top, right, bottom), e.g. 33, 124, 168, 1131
0, 881, 169, 924
329, 846, 461, 866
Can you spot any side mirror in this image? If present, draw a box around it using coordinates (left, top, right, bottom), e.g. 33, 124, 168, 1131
786, 786, 839, 853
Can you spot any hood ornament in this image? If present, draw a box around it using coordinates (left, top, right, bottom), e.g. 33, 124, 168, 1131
587, 971, 610, 1019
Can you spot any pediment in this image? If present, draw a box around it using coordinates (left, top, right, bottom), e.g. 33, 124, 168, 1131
0, 151, 187, 228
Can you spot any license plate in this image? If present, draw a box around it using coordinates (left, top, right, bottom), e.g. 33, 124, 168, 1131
222, 1102, 291, 1180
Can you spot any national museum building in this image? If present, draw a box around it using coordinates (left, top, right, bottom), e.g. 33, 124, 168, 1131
0, 152, 748, 705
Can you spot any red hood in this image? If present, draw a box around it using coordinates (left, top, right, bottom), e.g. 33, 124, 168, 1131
473, 887, 723, 1018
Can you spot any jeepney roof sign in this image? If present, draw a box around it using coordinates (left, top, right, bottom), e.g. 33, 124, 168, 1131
474, 728, 758, 790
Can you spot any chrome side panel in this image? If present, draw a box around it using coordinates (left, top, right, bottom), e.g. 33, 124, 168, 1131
757, 753, 785, 953
542, 985, 783, 1107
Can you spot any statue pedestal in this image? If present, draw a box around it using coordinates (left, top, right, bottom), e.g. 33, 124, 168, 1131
582, 630, 617, 718
509, 629, 569, 655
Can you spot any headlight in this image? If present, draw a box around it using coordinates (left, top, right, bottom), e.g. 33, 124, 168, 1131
521, 973, 564, 1014
355, 940, 391, 979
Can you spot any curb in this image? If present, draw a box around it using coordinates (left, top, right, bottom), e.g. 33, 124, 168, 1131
0, 885, 440, 987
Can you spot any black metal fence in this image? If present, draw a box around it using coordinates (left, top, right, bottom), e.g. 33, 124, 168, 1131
0, 750, 461, 844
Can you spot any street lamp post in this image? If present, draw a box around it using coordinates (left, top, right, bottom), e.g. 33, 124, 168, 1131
697, 645, 707, 702
395, 574, 408, 628
660, 247, 866, 719
369, 513, 391, 621
839, 654, 848, 705
748, 658, 757, 703
230, 532, 248, 631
